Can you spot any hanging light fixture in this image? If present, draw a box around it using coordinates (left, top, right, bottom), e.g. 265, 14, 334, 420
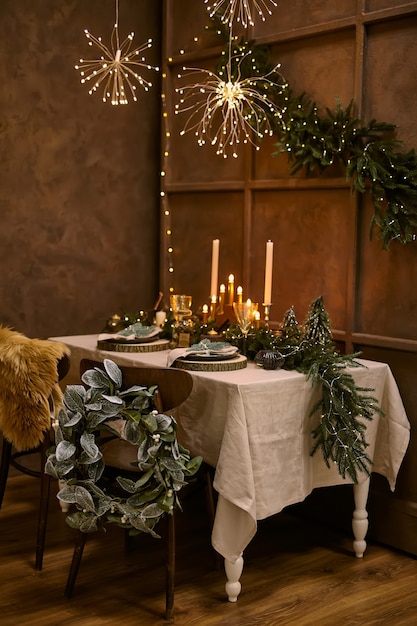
204, 0, 278, 27
174, 0, 284, 157
74, 0, 159, 105
175, 43, 287, 158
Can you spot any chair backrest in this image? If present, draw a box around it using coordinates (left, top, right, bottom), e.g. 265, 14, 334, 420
79, 359, 193, 412
58, 353, 71, 383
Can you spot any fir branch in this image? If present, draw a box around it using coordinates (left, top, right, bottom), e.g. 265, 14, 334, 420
223, 296, 384, 482
300, 297, 384, 481
305, 358, 381, 482
275, 93, 417, 249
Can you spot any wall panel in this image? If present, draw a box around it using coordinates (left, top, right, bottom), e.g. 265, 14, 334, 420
366, 0, 414, 11
168, 0, 219, 54
253, 139, 348, 181
269, 33, 356, 108
364, 17, 417, 149
250, 189, 352, 327
169, 192, 244, 307
356, 200, 417, 339
253, 0, 357, 36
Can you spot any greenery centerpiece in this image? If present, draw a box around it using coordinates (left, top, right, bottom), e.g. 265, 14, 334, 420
45, 359, 202, 536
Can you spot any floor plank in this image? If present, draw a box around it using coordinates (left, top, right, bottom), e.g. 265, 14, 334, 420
1, 474, 417, 625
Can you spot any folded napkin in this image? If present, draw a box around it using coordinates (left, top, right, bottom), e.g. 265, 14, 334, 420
98, 322, 161, 342
167, 340, 238, 367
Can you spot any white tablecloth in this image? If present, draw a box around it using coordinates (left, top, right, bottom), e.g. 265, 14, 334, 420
50, 335, 410, 563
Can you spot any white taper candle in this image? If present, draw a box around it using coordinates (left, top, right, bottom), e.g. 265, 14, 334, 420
210, 239, 220, 300
263, 240, 274, 305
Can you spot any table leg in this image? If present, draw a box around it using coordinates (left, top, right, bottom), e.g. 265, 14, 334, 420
352, 477, 370, 558
224, 555, 244, 602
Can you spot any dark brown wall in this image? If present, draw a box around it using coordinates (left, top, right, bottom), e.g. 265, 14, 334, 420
161, 0, 417, 555
0, 0, 162, 338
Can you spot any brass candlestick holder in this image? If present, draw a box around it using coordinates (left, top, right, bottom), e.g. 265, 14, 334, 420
263, 303, 272, 328
217, 289, 225, 315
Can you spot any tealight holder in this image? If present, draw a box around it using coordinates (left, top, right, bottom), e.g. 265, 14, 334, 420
255, 349, 284, 370
102, 313, 125, 333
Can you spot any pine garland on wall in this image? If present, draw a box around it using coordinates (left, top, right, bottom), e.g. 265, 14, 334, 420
212, 35, 417, 249
275, 94, 417, 250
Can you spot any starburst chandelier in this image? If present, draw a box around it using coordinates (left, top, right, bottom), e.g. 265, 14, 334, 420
74, 0, 159, 105
204, 0, 278, 27
175, 47, 287, 158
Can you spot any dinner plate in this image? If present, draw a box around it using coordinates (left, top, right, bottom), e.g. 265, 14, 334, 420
180, 352, 238, 362
100, 334, 161, 345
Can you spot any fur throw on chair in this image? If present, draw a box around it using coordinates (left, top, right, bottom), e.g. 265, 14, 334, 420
0, 325, 70, 451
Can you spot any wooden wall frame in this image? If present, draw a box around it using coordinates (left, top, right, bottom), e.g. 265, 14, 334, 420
160, 0, 417, 555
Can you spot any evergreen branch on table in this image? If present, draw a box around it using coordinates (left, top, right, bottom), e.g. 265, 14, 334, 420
296, 296, 384, 482
223, 296, 384, 482
306, 359, 381, 482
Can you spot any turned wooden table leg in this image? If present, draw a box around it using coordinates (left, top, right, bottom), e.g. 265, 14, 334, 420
224, 555, 244, 602
352, 477, 370, 558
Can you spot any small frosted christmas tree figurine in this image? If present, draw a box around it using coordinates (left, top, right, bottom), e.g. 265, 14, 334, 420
302, 295, 333, 347
281, 305, 301, 344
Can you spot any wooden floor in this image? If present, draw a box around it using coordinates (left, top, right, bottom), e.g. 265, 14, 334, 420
1, 474, 417, 626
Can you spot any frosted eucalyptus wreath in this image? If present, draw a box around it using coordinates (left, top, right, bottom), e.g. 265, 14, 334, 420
45, 359, 202, 536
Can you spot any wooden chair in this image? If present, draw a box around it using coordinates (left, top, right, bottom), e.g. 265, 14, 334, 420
64, 358, 215, 620
0, 328, 70, 569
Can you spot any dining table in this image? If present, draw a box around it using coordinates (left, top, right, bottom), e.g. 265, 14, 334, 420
49, 333, 410, 602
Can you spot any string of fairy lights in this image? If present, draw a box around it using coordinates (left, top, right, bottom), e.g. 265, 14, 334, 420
160, 66, 174, 293
74, 0, 281, 295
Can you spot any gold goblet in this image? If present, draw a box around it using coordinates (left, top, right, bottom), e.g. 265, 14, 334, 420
233, 300, 258, 356
170, 294, 192, 320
